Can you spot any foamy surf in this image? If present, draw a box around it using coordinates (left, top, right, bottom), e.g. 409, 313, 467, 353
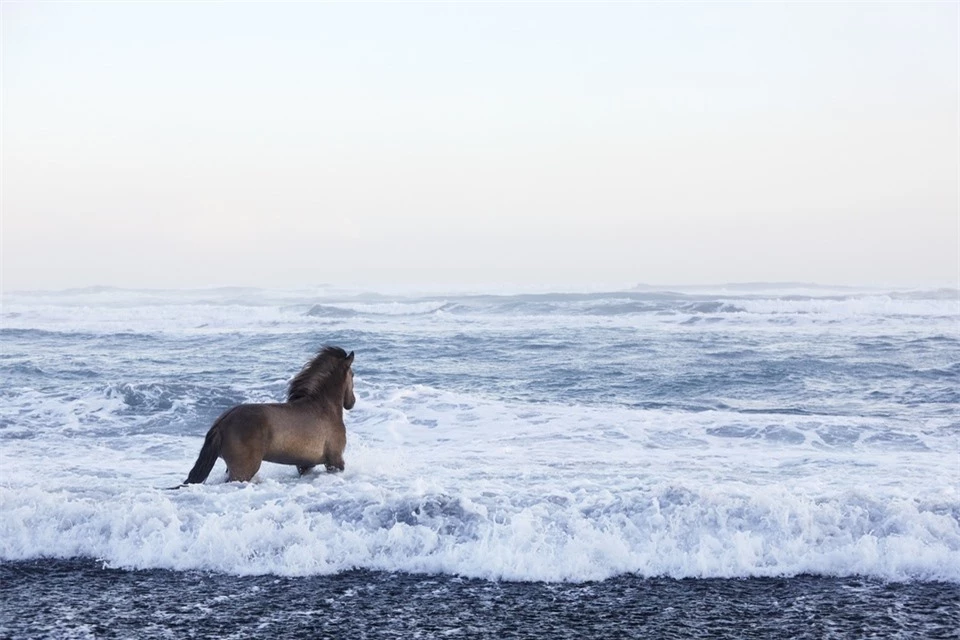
1, 401, 957, 583
1, 286, 957, 583
1, 470, 956, 582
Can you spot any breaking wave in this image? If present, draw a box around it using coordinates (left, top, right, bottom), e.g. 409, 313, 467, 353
1, 476, 956, 582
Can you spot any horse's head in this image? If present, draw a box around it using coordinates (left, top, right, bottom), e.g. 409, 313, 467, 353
286, 346, 357, 409
343, 351, 356, 410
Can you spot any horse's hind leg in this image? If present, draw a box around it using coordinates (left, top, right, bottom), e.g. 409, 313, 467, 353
223, 443, 264, 482
219, 408, 268, 482
324, 450, 344, 473
226, 455, 262, 482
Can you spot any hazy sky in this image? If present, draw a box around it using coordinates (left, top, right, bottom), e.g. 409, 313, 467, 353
2, 2, 957, 291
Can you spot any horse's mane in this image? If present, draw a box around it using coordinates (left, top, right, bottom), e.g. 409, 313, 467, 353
287, 346, 351, 402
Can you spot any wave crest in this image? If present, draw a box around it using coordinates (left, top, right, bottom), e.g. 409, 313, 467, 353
1, 480, 956, 583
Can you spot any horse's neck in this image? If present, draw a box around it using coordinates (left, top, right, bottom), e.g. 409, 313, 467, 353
292, 393, 343, 417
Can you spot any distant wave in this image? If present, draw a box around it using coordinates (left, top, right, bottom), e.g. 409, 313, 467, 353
678, 301, 746, 314
3, 289, 956, 337
305, 301, 452, 317
735, 295, 958, 318
305, 304, 359, 318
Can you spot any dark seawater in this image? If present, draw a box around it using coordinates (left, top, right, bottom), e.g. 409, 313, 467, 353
3, 560, 957, 639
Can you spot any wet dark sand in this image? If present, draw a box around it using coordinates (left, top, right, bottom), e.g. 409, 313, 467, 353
2, 559, 957, 639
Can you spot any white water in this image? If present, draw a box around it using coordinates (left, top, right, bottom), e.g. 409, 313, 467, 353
1, 286, 958, 581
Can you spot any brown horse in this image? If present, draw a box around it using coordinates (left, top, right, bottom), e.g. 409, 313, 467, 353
183, 346, 356, 484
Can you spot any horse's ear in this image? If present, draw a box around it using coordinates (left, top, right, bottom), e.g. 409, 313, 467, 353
346, 351, 355, 363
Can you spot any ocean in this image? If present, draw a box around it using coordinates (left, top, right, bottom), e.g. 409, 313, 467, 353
1, 285, 957, 638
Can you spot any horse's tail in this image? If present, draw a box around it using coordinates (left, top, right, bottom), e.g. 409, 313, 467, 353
184, 414, 227, 484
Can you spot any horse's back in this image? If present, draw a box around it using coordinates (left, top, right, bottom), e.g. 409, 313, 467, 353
218, 404, 272, 450
263, 403, 344, 467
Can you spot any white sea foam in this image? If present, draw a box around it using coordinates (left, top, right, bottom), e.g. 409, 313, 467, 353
1, 385, 957, 582
1, 458, 956, 582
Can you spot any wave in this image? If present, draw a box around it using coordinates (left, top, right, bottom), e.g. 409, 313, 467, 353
3, 290, 956, 337
0, 378, 276, 441
304, 301, 452, 317
734, 296, 958, 318
678, 301, 746, 314
1, 478, 956, 583
1, 379, 956, 582
305, 304, 359, 318
3, 380, 954, 582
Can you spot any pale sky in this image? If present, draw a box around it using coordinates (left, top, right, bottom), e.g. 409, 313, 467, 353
2, 2, 957, 291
